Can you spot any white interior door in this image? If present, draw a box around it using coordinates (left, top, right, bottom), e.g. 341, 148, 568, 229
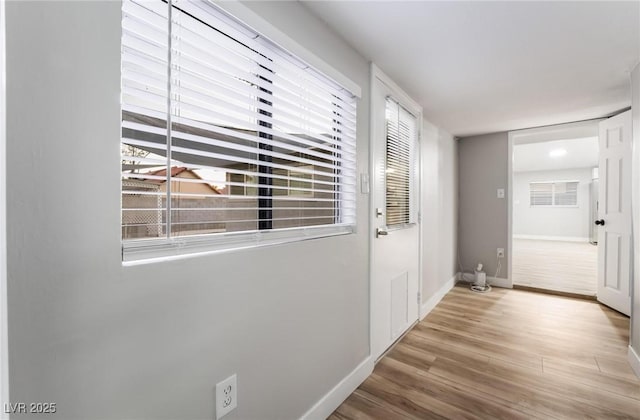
597, 110, 632, 315
370, 69, 420, 361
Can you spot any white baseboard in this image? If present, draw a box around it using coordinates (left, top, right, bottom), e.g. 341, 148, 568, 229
300, 356, 373, 420
420, 275, 456, 320
629, 346, 640, 379
513, 234, 589, 243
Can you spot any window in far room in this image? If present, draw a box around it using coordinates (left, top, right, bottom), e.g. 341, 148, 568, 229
529, 181, 578, 207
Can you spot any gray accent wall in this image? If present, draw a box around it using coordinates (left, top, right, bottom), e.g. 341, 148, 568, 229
5, 2, 371, 419
458, 132, 509, 279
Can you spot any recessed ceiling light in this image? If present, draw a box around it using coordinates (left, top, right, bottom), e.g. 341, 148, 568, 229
549, 148, 567, 158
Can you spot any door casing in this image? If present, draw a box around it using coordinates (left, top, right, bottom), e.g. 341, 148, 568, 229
369, 63, 423, 361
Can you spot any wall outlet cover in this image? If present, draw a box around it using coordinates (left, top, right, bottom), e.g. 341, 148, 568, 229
216, 374, 237, 419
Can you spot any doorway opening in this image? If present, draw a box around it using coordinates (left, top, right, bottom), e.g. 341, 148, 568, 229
508, 113, 633, 316
511, 135, 599, 296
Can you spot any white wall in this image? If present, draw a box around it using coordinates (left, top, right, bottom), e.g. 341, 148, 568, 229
513, 168, 593, 240
5, 2, 371, 419
437, 128, 458, 285
421, 120, 457, 305
4, 1, 457, 418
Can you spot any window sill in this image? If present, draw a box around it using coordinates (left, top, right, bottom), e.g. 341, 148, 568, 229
122, 224, 355, 266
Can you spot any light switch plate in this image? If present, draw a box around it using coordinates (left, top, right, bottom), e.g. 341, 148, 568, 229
497, 188, 505, 199
360, 173, 370, 194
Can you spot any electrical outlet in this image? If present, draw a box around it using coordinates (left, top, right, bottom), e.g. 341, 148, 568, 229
216, 374, 237, 419
497, 248, 505, 258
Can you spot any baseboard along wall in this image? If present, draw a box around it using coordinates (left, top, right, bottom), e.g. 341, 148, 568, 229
629, 345, 640, 379
420, 275, 457, 320
513, 234, 590, 243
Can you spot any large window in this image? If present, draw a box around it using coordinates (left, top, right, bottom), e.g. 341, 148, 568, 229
121, 0, 357, 261
529, 181, 578, 207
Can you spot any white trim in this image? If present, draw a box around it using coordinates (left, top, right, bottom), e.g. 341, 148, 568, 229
214, 1, 361, 98
417, 115, 424, 335
529, 180, 581, 184
628, 346, 640, 379
123, 225, 354, 265
632, 61, 640, 373
420, 275, 456, 320
370, 64, 421, 114
0, 0, 8, 416
509, 119, 603, 145
368, 65, 375, 366
299, 357, 373, 420
513, 234, 590, 243
507, 132, 514, 289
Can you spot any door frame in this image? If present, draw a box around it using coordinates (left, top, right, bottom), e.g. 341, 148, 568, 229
369, 63, 423, 360
1, 0, 9, 415
507, 119, 605, 290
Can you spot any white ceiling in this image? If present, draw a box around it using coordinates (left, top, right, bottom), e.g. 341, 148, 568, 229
513, 137, 599, 173
301, 1, 640, 137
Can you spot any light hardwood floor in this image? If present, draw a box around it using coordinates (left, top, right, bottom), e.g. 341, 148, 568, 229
512, 239, 597, 296
330, 286, 639, 420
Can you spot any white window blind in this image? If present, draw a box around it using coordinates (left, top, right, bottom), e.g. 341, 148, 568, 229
554, 181, 578, 206
529, 181, 578, 207
385, 98, 418, 227
121, 0, 357, 261
529, 182, 553, 206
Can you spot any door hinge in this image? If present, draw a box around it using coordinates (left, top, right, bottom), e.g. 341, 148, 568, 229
417, 292, 421, 304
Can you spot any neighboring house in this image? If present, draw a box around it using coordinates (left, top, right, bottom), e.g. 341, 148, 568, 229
123, 161, 339, 239
123, 108, 341, 236
122, 167, 227, 239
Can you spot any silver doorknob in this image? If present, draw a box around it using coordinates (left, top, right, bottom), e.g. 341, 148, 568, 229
376, 228, 388, 238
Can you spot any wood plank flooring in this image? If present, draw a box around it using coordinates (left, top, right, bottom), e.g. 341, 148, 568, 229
512, 239, 597, 296
330, 286, 639, 420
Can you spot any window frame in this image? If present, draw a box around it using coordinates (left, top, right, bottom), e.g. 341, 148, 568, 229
120, 0, 361, 264
529, 180, 579, 208
384, 97, 419, 230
